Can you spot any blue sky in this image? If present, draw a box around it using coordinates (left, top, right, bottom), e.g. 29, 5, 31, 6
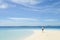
0, 0, 60, 26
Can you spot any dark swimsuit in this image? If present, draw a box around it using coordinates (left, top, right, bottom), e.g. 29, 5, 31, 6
42, 29, 44, 31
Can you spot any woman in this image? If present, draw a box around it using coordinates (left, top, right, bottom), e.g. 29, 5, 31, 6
42, 26, 44, 32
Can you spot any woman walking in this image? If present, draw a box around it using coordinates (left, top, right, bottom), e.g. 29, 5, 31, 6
42, 26, 44, 32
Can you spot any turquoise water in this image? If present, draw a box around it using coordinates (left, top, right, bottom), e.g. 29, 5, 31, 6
0, 29, 34, 40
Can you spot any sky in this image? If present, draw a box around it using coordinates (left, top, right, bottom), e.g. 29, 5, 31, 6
0, 0, 60, 26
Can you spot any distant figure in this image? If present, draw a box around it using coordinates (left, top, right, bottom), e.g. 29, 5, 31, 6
42, 26, 44, 32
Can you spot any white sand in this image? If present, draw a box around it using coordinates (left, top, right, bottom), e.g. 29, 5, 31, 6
24, 30, 60, 40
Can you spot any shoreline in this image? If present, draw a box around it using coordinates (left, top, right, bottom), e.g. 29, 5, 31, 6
0, 29, 60, 40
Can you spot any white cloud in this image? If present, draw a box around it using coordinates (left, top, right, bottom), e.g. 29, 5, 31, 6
44, 19, 57, 21
0, 18, 40, 26
8, 18, 38, 21
0, 0, 9, 9
0, 0, 17, 9
10, 0, 44, 10
0, 3, 8, 9
11, 0, 39, 5
0, 18, 60, 26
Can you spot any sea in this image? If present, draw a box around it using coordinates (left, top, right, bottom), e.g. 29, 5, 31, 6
0, 26, 60, 30
0, 26, 60, 40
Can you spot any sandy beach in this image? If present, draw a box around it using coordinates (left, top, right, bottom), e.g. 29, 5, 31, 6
24, 30, 60, 40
